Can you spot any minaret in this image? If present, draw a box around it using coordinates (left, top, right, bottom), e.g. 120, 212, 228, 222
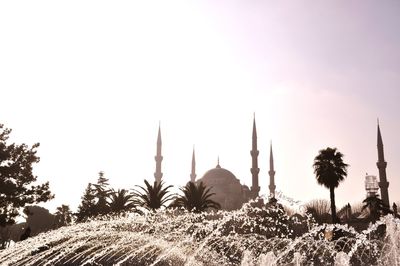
377, 121, 390, 207
190, 147, 196, 183
154, 123, 163, 184
268, 142, 276, 198
250, 114, 260, 198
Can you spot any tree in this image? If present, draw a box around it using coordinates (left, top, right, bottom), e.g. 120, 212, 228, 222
362, 195, 391, 223
76, 183, 96, 222
132, 180, 173, 211
337, 203, 352, 221
92, 172, 111, 215
313, 147, 348, 224
350, 201, 364, 216
76, 173, 113, 221
23, 205, 54, 236
54, 204, 73, 227
305, 199, 331, 224
0, 123, 53, 247
305, 199, 331, 216
171, 182, 220, 212
108, 189, 141, 215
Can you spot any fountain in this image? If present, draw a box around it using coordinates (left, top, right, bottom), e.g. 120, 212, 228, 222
0, 197, 399, 265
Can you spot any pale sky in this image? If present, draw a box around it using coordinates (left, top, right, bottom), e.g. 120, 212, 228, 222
0, 1, 399, 213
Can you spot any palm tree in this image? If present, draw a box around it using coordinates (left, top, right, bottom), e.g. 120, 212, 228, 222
108, 189, 142, 215
362, 195, 391, 222
132, 180, 174, 211
313, 147, 348, 224
171, 182, 220, 213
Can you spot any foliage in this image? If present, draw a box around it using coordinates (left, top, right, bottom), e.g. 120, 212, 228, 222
304, 199, 331, 224
108, 189, 142, 215
391, 202, 400, 219
305, 199, 331, 216
92, 172, 111, 215
23, 206, 55, 236
337, 203, 352, 221
76, 172, 112, 221
362, 195, 392, 222
350, 201, 364, 216
171, 181, 220, 212
132, 180, 173, 211
313, 147, 348, 223
76, 183, 96, 222
54, 205, 73, 227
0, 124, 53, 248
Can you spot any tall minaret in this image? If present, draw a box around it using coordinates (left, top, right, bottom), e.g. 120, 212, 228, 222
190, 147, 196, 183
154, 123, 163, 184
268, 142, 276, 198
250, 114, 260, 198
377, 121, 390, 207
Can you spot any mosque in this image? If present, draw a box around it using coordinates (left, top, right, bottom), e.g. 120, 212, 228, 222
152, 118, 392, 211
152, 116, 276, 210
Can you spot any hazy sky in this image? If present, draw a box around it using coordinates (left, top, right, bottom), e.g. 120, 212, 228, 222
1, 1, 399, 213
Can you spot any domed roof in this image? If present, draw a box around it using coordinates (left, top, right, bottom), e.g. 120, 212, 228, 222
197, 162, 247, 210
200, 163, 241, 185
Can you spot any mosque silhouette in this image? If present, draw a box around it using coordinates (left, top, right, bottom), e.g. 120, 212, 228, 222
152, 116, 391, 211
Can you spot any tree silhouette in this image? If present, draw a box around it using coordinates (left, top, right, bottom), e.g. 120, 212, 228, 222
305, 199, 331, 224
76, 183, 96, 222
132, 180, 173, 211
93, 172, 111, 215
76, 173, 111, 221
313, 147, 348, 224
54, 204, 73, 227
23, 205, 54, 236
362, 195, 391, 223
305, 199, 331, 216
0, 123, 53, 247
108, 189, 142, 215
171, 182, 220, 212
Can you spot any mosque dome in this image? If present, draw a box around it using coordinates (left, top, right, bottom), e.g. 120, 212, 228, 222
197, 163, 248, 210
201, 164, 239, 184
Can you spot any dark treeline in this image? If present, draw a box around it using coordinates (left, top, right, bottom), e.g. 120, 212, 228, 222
75, 171, 221, 222
1, 122, 398, 249
0, 123, 220, 248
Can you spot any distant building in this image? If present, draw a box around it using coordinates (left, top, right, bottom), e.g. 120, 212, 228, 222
153, 115, 277, 210
197, 160, 251, 210
365, 174, 379, 198
351, 122, 392, 223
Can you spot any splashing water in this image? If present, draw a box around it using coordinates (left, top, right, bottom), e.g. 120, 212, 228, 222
334, 252, 350, 266
0, 198, 399, 265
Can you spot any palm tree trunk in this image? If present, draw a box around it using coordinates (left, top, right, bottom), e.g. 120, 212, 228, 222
329, 186, 337, 223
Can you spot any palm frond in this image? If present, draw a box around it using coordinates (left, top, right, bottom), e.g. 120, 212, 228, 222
132, 179, 173, 211
172, 181, 220, 212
